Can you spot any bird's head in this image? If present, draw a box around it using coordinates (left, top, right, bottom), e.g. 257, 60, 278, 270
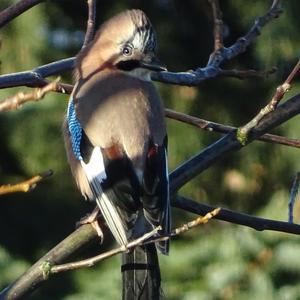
77, 9, 166, 80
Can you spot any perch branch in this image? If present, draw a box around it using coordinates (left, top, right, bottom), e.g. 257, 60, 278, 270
0, 170, 53, 196
50, 226, 161, 274
0, 0, 45, 28
33, 209, 220, 274
5, 189, 300, 299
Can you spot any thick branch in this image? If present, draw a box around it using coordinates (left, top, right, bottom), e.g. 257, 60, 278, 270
170, 91, 300, 193
0, 0, 45, 28
0, 224, 98, 300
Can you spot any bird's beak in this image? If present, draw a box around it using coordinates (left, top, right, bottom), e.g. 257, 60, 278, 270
139, 56, 167, 72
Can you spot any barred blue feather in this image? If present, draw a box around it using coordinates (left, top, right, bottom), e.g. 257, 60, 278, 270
67, 98, 83, 160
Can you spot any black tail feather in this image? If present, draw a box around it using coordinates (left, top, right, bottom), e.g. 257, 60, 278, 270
122, 244, 161, 300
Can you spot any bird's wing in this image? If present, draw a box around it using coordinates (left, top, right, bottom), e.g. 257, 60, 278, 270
142, 137, 170, 254
66, 97, 141, 247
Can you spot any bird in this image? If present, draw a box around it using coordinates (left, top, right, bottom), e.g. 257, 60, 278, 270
63, 9, 170, 299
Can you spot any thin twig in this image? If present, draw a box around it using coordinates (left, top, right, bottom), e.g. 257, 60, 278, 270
288, 172, 300, 223
237, 58, 300, 145
0, 170, 53, 196
219, 67, 277, 80
0, 79, 63, 112
173, 207, 220, 235
50, 226, 161, 274
165, 109, 300, 149
51, 209, 220, 274
0, 0, 45, 28
209, 0, 224, 51
82, 0, 97, 48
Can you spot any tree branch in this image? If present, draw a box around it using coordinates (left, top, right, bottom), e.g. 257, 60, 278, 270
165, 108, 300, 149
152, 0, 282, 85
288, 172, 300, 223
0, 1, 282, 89
82, 0, 97, 48
51, 208, 220, 274
209, 0, 224, 52
1, 87, 300, 298
0, 79, 64, 112
0, 170, 53, 196
173, 196, 300, 235
170, 91, 300, 194
237, 58, 300, 144
0, 0, 45, 28
219, 67, 277, 80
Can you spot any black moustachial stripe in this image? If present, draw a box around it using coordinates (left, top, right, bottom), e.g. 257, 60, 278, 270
116, 59, 141, 71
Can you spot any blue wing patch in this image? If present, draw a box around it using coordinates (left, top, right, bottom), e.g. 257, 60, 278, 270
67, 98, 83, 160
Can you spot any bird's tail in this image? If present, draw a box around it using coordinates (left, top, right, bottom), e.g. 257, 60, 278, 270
122, 243, 161, 300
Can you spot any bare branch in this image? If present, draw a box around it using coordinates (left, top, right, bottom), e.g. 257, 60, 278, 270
288, 172, 300, 223
33, 209, 220, 275
238, 58, 300, 144
165, 109, 300, 149
0, 1, 282, 89
219, 67, 277, 80
82, 0, 97, 48
50, 226, 161, 274
173, 196, 300, 235
0, 224, 98, 300
4, 189, 300, 299
153, 0, 282, 85
173, 207, 220, 235
209, 0, 224, 51
0, 170, 53, 196
0, 0, 45, 28
0, 79, 63, 112
170, 91, 300, 193
0, 58, 75, 89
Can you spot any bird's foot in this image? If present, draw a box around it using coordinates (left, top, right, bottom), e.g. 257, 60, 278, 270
77, 206, 104, 242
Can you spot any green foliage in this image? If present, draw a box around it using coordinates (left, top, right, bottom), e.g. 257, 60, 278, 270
0, 1, 300, 299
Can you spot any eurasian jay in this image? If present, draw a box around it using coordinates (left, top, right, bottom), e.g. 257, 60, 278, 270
63, 9, 170, 299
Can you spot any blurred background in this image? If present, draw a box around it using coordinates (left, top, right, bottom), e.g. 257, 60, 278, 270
0, 0, 300, 299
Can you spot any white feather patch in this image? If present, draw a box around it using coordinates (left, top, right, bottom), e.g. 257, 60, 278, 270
80, 146, 106, 182
80, 146, 128, 247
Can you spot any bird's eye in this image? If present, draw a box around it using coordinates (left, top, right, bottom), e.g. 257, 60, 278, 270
122, 45, 133, 56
